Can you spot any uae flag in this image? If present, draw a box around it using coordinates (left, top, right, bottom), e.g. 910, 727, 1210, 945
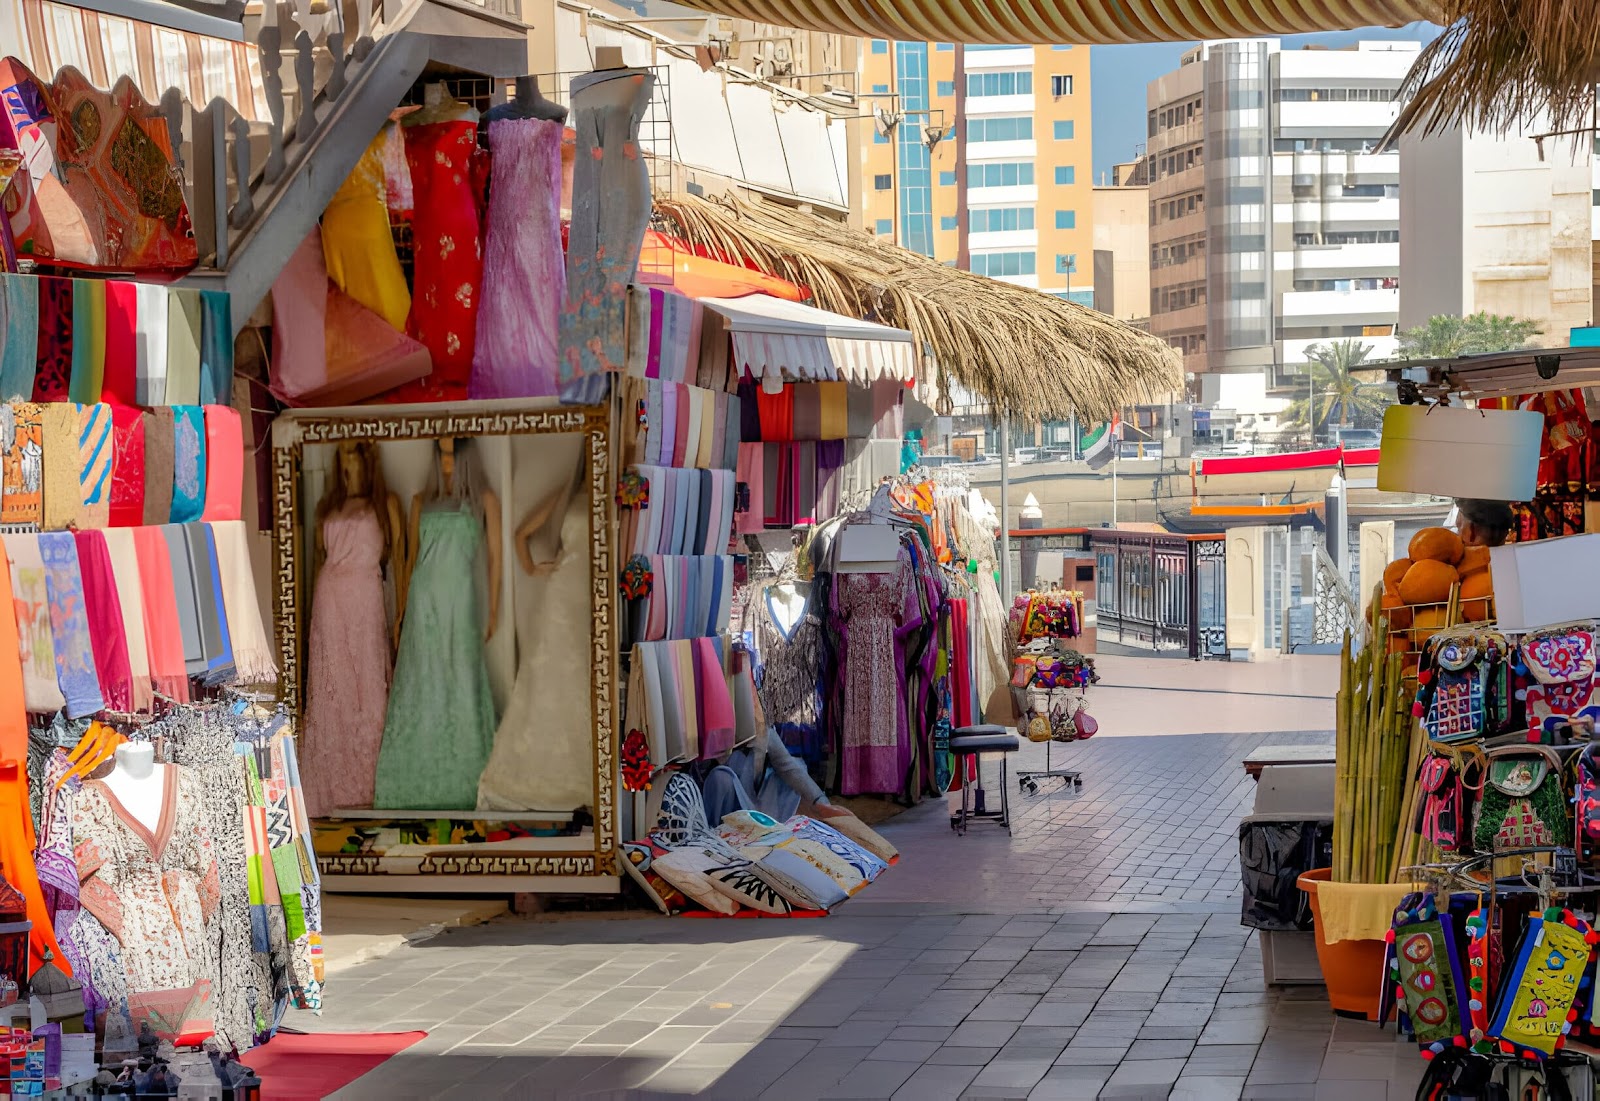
1080, 415, 1122, 470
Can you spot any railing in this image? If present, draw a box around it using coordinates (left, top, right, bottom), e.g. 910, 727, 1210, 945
1089, 529, 1228, 659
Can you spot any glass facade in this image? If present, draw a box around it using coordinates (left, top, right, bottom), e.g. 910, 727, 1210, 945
1203, 40, 1271, 354
971, 251, 1036, 276
968, 162, 1034, 187
966, 71, 1032, 96
894, 42, 934, 257
968, 116, 1033, 142
970, 206, 1035, 232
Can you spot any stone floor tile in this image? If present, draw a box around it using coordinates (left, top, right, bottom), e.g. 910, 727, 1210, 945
1169, 1074, 1247, 1100
929, 1045, 1003, 1066
948, 1021, 1021, 1047
821, 1057, 921, 1099
1022, 1002, 1093, 1028
867, 1039, 941, 1063
1198, 1016, 1269, 1046
1054, 1037, 1133, 1065
1099, 1056, 1188, 1097
1024, 1064, 1113, 1100
1182, 1044, 1260, 1077
892, 1063, 983, 1101
968, 994, 1044, 1021
889, 1025, 955, 1042
963, 1057, 1054, 1098
1126, 1038, 1196, 1060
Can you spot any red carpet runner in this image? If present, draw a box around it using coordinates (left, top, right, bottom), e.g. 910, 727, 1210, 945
244, 1031, 427, 1099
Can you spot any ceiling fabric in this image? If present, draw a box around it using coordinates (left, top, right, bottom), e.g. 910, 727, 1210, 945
660, 0, 1436, 44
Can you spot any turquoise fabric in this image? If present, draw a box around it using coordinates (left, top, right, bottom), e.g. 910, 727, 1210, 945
373, 504, 497, 809
0, 274, 38, 401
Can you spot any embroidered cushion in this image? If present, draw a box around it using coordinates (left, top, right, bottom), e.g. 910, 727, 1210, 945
755, 848, 848, 911
817, 811, 898, 864
620, 838, 688, 916
707, 860, 793, 915
654, 772, 710, 847
653, 844, 741, 915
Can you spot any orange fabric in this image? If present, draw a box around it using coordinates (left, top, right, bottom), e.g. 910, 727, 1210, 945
0, 552, 27, 764
637, 232, 809, 302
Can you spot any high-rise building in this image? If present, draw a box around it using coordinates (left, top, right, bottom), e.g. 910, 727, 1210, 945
858, 41, 1094, 305
1092, 159, 1150, 324
1146, 39, 1416, 426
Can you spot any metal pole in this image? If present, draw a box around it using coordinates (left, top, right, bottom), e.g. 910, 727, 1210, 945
1000, 413, 1012, 603
1111, 439, 1119, 527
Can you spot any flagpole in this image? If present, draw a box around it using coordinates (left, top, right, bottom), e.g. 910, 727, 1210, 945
1111, 441, 1118, 528
1000, 411, 1012, 603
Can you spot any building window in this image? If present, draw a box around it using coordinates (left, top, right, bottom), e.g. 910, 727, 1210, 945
875, 219, 893, 235
871, 39, 888, 54
1054, 210, 1076, 229
968, 116, 1033, 142
970, 206, 1035, 233
939, 171, 957, 186
966, 71, 1033, 97
874, 174, 892, 190
968, 162, 1035, 188
1051, 44, 1073, 50
874, 131, 888, 145
936, 80, 954, 97
936, 42, 953, 51
1051, 74, 1073, 97
872, 83, 889, 94
1053, 120, 1074, 140
940, 215, 959, 230
970, 250, 1036, 277
1054, 166, 1075, 185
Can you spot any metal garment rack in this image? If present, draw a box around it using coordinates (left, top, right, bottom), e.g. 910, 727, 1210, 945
1017, 684, 1085, 795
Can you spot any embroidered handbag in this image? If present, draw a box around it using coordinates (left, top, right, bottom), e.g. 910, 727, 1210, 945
1385, 892, 1471, 1048
1033, 658, 1071, 690
1010, 655, 1037, 689
1473, 745, 1571, 853
1486, 908, 1598, 1059
1519, 624, 1600, 741
1576, 744, 1600, 855
1414, 632, 1514, 744
1416, 753, 1476, 856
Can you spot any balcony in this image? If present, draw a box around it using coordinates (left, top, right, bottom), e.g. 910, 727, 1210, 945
1152, 255, 1206, 287
965, 138, 1038, 161
1280, 287, 1399, 323
965, 47, 1035, 71
966, 185, 1039, 206
1150, 302, 1207, 336
968, 229, 1039, 250
1149, 168, 1204, 203
965, 94, 1036, 117
1291, 242, 1399, 279
1150, 119, 1204, 154
1153, 209, 1206, 242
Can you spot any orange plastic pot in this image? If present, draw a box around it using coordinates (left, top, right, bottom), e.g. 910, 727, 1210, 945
1297, 868, 1386, 1021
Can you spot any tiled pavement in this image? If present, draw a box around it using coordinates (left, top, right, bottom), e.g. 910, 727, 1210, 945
287, 726, 1426, 1100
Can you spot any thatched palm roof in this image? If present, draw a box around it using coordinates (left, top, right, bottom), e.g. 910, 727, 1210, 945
654, 193, 1182, 423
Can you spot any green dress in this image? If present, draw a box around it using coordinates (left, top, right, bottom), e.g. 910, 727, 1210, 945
373, 502, 496, 809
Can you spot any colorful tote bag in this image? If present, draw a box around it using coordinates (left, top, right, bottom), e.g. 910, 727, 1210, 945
1519, 624, 1600, 740
1487, 909, 1597, 1059
1385, 893, 1471, 1050
1474, 746, 1571, 853
1415, 633, 1512, 743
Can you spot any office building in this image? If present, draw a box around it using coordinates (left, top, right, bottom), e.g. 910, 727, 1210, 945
1146, 39, 1416, 426
858, 41, 1094, 305
1093, 158, 1151, 324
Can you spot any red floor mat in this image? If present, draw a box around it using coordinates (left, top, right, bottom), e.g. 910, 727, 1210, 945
244, 1031, 426, 1100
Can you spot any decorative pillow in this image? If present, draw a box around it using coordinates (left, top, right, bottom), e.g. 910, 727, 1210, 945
654, 772, 710, 848
653, 844, 741, 915
720, 809, 784, 843
756, 848, 848, 911
707, 860, 793, 915
787, 819, 890, 889
821, 812, 899, 865
620, 839, 687, 916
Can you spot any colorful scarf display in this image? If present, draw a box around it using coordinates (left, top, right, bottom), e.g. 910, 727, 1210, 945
102, 281, 139, 407
166, 292, 202, 407
73, 530, 132, 713
131, 527, 188, 702
135, 283, 169, 405
144, 407, 175, 526
209, 521, 274, 685
109, 406, 146, 528
1, 402, 43, 526
0, 274, 38, 402
169, 405, 207, 523
1, 534, 65, 714
101, 529, 153, 714
68, 279, 106, 405
39, 403, 80, 531
198, 291, 233, 407
77, 402, 114, 530
201, 405, 242, 522
37, 532, 103, 718
190, 523, 234, 683
32, 277, 72, 403
161, 524, 207, 677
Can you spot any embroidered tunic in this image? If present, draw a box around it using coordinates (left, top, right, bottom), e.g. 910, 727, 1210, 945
740, 583, 824, 766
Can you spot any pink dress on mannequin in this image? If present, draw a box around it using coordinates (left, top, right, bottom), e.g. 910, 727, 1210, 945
300, 502, 392, 816
470, 117, 565, 399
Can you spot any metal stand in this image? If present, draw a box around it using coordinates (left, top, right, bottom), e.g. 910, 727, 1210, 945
1017, 734, 1082, 795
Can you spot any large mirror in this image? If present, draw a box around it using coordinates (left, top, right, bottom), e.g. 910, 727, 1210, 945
270, 400, 618, 886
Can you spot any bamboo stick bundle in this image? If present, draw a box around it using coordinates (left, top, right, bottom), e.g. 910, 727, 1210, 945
1334, 628, 1352, 883
1376, 653, 1407, 878
1345, 644, 1369, 883
1363, 626, 1388, 880
1388, 705, 1431, 883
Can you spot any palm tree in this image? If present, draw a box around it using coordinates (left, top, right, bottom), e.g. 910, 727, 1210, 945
1395, 312, 1541, 360
1279, 340, 1393, 438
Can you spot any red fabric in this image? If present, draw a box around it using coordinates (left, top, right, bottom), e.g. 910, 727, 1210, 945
244, 1031, 426, 1100
950, 597, 972, 731
102, 281, 139, 406
1198, 447, 1343, 476
108, 406, 146, 527
73, 531, 132, 712
394, 120, 483, 402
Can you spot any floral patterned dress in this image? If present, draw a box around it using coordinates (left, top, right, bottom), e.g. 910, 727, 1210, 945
71, 765, 221, 1045
396, 119, 484, 402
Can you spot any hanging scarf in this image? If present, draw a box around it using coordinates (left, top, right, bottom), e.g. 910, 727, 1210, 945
0, 274, 38, 402
166, 290, 203, 406
134, 283, 169, 405
1, 534, 65, 714
0, 402, 42, 526
77, 402, 114, 530
188, 522, 234, 683
39, 403, 80, 531
144, 406, 175, 526
67, 279, 106, 405
132, 527, 189, 702
37, 531, 103, 718
169, 405, 207, 523
161, 524, 207, 677
200, 404, 242, 522
100, 529, 153, 714
31, 276, 71, 402
108, 406, 145, 528
198, 290, 233, 407
209, 521, 276, 685
73, 530, 133, 713
101, 281, 139, 407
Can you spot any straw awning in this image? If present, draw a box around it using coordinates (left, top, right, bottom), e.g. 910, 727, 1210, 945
701, 294, 917, 387
655, 193, 1182, 423
653, 0, 1431, 44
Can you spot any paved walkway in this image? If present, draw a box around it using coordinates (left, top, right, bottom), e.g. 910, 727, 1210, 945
286, 658, 1419, 1100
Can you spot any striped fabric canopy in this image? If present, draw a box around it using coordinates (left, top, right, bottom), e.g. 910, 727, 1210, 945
664, 0, 1436, 43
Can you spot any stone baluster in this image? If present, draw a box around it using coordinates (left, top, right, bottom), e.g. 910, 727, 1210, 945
326, 0, 347, 101
228, 111, 255, 230
354, 0, 375, 61
258, 0, 286, 181
290, 0, 317, 141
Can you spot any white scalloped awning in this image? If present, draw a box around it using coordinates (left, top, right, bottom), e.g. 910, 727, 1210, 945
701, 294, 917, 388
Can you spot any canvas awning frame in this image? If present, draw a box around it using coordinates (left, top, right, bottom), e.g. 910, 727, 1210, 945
699, 293, 917, 390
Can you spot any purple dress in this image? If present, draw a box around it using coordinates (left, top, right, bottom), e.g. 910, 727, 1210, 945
834, 547, 911, 795
300, 503, 392, 816
470, 117, 565, 398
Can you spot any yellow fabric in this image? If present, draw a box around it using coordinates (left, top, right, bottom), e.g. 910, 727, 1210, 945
657, 0, 1432, 43
321, 134, 411, 333
1315, 879, 1423, 944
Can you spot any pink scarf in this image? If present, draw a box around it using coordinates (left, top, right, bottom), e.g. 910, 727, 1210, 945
73, 530, 132, 711
201, 404, 242, 522
131, 526, 190, 702
693, 636, 734, 760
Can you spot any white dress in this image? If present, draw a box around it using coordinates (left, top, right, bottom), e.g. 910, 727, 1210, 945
477, 489, 595, 812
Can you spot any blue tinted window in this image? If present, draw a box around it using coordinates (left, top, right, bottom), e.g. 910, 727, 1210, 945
939, 171, 956, 186
935, 42, 953, 51
966, 71, 1033, 97
1053, 120, 1074, 140
1052, 44, 1073, 50
940, 216, 959, 230
871, 39, 888, 54
967, 162, 1035, 187
1055, 166, 1075, 185
1055, 210, 1076, 229
936, 80, 955, 97
970, 251, 1036, 276
873, 174, 892, 190
970, 207, 1035, 232
968, 116, 1033, 142
875, 219, 893, 235
894, 42, 935, 257
872, 83, 889, 93
874, 131, 888, 144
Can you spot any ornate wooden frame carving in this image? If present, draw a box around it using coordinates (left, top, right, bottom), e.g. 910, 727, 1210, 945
270, 401, 618, 877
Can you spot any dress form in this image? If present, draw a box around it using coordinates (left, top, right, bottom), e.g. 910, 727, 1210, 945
769, 581, 807, 635
402, 438, 501, 640
487, 75, 567, 124
318, 441, 403, 642
404, 82, 478, 127
101, 741, 164, 834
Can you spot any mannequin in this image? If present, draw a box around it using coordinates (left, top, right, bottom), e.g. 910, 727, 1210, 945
402, 437, 502, 640
100, 741, 164, 835
403, 82, 478, 128
316, 441, 403, 636
768, 580, 808, 636
487, 75, 567, 124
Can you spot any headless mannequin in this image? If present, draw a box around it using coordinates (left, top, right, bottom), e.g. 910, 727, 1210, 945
768, 580, 808, 634
488, 75, 567, 125
317, 442, 405, 643
401, 438, 502, 641
101, 741, 164, 835
515, 460, 583, 577
404, 82, 478, 128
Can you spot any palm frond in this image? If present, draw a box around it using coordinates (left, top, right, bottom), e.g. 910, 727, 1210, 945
653, 192, 1183, 423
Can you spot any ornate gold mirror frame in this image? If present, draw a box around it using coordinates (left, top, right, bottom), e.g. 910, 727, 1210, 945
270, 401, 618, 879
